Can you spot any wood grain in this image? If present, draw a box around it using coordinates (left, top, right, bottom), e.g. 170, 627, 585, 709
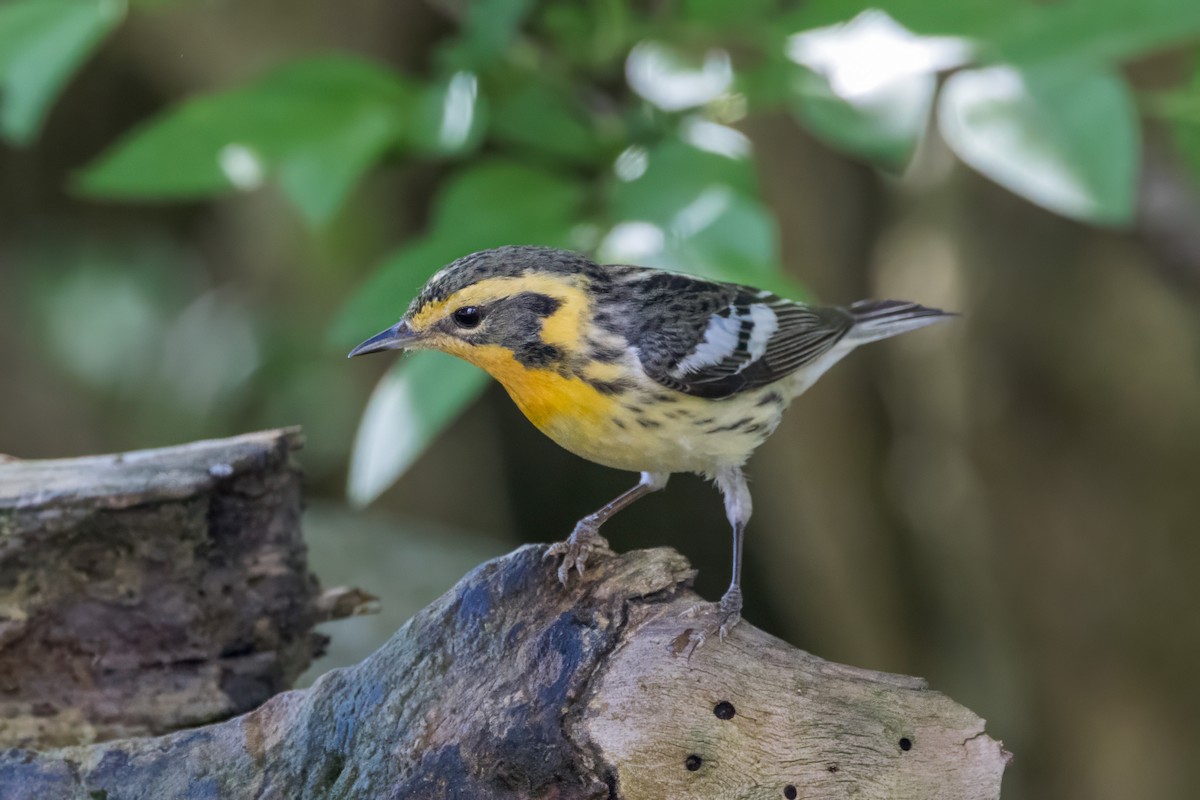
0, 429, 362, 748
1, 542, 1009, 798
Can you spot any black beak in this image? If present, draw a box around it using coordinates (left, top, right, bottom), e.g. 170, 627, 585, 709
347, 320, 418, 358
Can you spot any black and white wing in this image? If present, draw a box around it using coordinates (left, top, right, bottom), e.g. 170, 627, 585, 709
621, 272, 854, 399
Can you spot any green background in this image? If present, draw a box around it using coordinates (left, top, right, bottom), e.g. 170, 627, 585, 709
3, 1, 1200, 797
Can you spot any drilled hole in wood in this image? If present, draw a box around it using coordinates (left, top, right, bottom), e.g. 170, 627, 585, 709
784, 785, 797, 799
899, 737, 913, 752
827, 764, 839, 773
685, 754, 703, 771
713, 701, 735, 720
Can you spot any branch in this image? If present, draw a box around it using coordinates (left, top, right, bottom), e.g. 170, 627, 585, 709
0, 429, 367, 749
2, 543, 1010, 798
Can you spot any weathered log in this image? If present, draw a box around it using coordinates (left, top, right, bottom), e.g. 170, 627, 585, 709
1, 543, 1010, 799
0, 429, 367, 749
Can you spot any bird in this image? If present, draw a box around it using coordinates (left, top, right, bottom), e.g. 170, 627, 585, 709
348, 245, 954, 645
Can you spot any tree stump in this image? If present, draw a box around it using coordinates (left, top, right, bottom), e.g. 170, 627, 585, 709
0, 429, 367, 749
1, 538, 1010, 798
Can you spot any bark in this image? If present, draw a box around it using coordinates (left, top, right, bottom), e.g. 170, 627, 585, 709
0, 429, 367, 749
1, 543, 1010, 799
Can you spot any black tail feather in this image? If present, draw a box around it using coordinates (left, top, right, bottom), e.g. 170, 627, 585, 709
844, 300, 956, 343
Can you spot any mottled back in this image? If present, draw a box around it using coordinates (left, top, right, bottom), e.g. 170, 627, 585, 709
405, 246, 858, 398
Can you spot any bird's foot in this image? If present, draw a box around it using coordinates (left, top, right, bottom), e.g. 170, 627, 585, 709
544, 519, 611, 585
678, 586, 743, 654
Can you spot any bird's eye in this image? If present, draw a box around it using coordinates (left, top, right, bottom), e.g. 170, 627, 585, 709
452, 306, 482, 329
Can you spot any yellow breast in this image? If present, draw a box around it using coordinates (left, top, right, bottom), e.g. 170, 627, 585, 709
435, 339, 784, 476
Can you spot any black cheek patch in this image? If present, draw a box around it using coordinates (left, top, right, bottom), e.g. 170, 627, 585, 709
512, 292, 562, 318
514, 342, 562, 367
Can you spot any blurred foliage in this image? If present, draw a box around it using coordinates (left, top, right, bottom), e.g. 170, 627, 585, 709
347, 350, 489, 508
1156, 57, 1200, 183
5, 5, 1200, 798
79, 56, 417, 225
939, 62, 1138, 225
0, 0, 122, 143
6, 0, 1200, 503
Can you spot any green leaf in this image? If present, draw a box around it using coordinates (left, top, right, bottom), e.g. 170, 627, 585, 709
331, 160, 587, 346
626, 40, 734, 112
669, 189, 800, 294
782, 0, 1013, 41
538, 2, 633, 68
737, 49, 799, 110
405, 71, 488, 156
441, 0, 535, 70
790, 66, 932, 171
985, 0, 1200, 68
780, 10, 972, 170
786, 0, 1200, 67
77, 56, 415, 226
455, 0, 535, 68
939, 63, 1139, 226
428, 159, 587, 243
0, 0, 124, 144
277, 105, 400, 224
346, 351, 490, 507
609, 139, 756, 223
490, 80, 601, 164
682, 0, 778, 31
604, 139, 797, 294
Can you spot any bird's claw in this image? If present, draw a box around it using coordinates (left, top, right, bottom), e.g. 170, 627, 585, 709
544, 522, 611, 585
677, 587, 743, 655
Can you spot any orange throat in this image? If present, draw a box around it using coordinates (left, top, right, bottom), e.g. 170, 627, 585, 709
435, 340, 616, 434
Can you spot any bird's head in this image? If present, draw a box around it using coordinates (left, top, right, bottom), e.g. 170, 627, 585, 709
348, 246, 595, 371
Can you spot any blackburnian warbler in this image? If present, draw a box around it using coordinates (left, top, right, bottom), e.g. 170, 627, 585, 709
349, 245, 953, 644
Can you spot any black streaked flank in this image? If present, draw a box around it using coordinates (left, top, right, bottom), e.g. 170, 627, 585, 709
584, 340, 626, 363
757, 391, 783, 407
707, 417, 756, 434
583, 378, 634, 396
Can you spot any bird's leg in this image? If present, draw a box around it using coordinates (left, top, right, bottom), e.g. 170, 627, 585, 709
546, 471, 668, 585
683, 466, 750, 650
718, 519, 747, 636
